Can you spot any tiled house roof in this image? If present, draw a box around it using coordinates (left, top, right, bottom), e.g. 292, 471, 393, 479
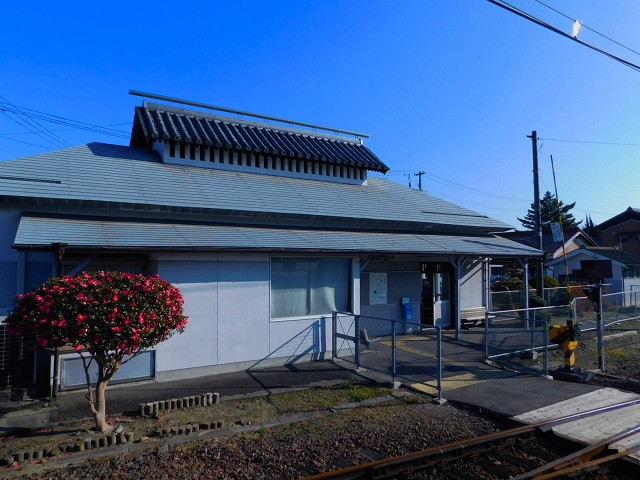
0, 143, 513, 234
130, 102, 389, 173
582, 247, 640, 266
496, 228, 595, 256
598, 207, 640, 231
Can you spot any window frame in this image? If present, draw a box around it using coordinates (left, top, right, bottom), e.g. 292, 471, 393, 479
269, 255, 353, 321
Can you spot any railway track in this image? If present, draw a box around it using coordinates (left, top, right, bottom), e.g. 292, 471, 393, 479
302, 399, 640, 480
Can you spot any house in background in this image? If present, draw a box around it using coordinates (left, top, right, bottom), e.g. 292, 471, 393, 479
0, 96, 541, 394
497, 228, 598, 264
545, 246, 640, 292
598, 207, 640, 256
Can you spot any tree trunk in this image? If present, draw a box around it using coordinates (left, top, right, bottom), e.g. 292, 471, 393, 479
93, 378, 113, 433
80, 355, 116, 433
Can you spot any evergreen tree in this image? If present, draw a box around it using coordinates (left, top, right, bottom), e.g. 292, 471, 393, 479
583, 213, 599, 237
518, 191, 581, 231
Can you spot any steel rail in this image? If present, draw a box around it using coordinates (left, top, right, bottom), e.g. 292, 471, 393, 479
301, 398, 640, 480
512, 423, 640, 479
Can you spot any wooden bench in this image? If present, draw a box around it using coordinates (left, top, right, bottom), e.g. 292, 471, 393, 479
460, 306, 488, 328
359, 328, 381, 350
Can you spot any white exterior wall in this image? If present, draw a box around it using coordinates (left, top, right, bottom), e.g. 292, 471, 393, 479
360, 257, 486, 324
627, 277, 640, 291
360, 259, 422, 323
153, 256, 220, 373
152, 252, 355, 380
460, 259, 485, 308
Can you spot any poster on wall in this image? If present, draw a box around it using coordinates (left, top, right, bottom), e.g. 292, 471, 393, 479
370, 273, 387, 305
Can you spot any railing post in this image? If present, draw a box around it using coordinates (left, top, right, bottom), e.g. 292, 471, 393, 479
391, 320, 397, 381
437, 326, 443, 400
332, 312, 338, 359
354, 314, 361, 369
484, 310, 489, 360
543, 320, 548, 376
530, 309, 536, 353
597, 287, 605, 371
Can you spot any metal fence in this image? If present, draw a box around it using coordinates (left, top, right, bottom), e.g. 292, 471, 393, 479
570, 289, 640, 372
487, 288, 640, 375
490, 285, 611, 311
485, 309, 550, 375
0, 323, 33, 391
332, 312, 442, 399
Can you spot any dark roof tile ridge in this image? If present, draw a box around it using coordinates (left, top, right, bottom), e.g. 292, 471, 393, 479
141, 102, 365, 145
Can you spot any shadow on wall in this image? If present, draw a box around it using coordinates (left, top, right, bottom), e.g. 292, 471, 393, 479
248, 318, 327, 372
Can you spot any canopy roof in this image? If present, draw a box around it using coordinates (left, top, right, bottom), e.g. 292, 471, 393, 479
14, 215, 543, 258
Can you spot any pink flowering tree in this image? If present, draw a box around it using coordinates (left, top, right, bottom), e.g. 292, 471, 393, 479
5, 271, 187, 432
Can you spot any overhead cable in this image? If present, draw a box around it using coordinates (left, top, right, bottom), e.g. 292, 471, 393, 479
484, 0, 640, 73
0, 96, 71, 148
539, 137, 640, 147
533, 0, 640, 58
0, 100, 130, 139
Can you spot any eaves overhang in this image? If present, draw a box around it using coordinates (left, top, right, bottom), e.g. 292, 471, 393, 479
13, 215, 544, 259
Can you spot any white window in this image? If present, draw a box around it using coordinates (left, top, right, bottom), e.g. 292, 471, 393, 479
271, 257, 350, 318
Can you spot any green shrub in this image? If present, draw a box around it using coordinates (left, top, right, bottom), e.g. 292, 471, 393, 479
543, 275, 560, 288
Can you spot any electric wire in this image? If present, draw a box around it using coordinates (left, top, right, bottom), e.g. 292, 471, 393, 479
0, 100, 130, 139
539, 137, 640, 147
0, 110, 63, 149
0, 96, 72, 148
0, 134, 51, 150
533, 0, 640, 58
380, 169, 531, 203
485, 0, 640, 73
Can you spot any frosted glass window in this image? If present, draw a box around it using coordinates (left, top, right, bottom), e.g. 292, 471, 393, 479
271, 258, 350, 318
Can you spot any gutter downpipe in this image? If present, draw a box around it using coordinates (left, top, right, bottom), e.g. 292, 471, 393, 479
50, 242, 67, 402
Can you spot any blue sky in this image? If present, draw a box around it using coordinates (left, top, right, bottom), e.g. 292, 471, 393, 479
2, 0, 639, 228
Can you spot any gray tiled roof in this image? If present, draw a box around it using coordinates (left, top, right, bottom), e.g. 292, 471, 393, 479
130, 102, 389, 173
0, 143, 513, 234
14, 215, 542, 258
583, 247, 640, 266
597, 206, 640, 231
497, 228, 596, 255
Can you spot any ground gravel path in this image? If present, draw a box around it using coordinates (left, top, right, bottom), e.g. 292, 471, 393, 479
7, 398, 507, 479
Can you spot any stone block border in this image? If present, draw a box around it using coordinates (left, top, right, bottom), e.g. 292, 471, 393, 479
1, 392, 221, 467
138, 392, 219, 417
1, 430, 135, 466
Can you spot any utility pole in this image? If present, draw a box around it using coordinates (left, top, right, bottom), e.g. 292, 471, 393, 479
405, 173, 412, 189
415, 171, 425, 191
527, 131, 544, 297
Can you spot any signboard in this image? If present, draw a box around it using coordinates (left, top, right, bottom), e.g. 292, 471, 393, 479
550, 222, 562, 242
369, 273, 387, 305
580, 260, 612, 280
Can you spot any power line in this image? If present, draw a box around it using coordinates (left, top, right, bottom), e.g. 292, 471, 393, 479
0, 96, 71, 148
0, 100, 130, 139
380, 169, 531, 203
0, 134, 51, 150
533, 0, 640, 58
0, 110, 63, 149
539, 137, 640, 147
484, 0, 640, 73
0, 122, 132, 137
